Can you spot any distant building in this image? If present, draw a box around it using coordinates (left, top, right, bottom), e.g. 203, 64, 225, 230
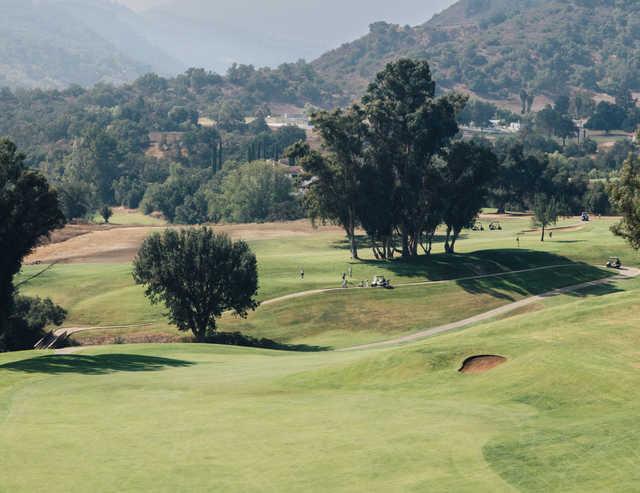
266, 113, 312, 130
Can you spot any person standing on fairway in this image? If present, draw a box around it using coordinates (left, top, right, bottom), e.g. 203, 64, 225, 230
348, 266, 353, 278
300, 268, 304, 280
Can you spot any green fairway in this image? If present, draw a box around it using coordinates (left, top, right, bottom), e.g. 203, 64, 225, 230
1, 273, 640, 491
16, 216, 635, 348
219, 264, 609, 349
92, 208, 167, 226
5, 216, 640, 490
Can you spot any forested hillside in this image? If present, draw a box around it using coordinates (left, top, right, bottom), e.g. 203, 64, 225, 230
0, 0, 179, 89
0, 63, 338, 224
314, 0, 640, 102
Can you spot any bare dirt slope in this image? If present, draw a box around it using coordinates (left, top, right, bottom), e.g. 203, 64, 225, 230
27, 221, 343, 264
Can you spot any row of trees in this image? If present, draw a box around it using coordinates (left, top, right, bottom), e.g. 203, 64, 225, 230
140, 161, 302, 225
295, 60, 498, 259
298, 60, 605, 259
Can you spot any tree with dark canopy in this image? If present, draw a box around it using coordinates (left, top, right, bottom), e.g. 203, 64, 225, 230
133, 228, 259, 342
609, 155, 640, 249
362, 59, 459, 258
491, 141, 548, 213
304, 106, 367, 259
0, 139, 65, 347
441, 141, 499, 253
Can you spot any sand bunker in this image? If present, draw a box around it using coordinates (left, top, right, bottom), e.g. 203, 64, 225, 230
459, 355, 507, 374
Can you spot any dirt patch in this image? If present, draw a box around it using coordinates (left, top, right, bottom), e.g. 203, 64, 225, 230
459, 355, 507, 374
26, 220, 344, 264
75, 332, 186, 346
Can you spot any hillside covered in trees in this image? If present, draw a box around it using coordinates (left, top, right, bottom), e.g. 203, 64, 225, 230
313, 0, 640, 102
0, 64, 338, 224
0, 0, 183, 89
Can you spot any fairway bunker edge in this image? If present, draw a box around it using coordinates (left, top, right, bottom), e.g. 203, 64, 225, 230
459, 355, 507, 374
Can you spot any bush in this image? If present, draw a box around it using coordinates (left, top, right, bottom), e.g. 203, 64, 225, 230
2, 296, 67, 351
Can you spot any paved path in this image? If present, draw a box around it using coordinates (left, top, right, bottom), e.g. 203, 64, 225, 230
261, 263, 582, 306
338, 267, 640, 352
53, 264, 584, 340
52, 266, 639, 355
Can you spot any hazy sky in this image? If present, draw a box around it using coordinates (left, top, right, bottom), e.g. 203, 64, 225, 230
117, 0, 456, 27
114, 0, 457, 70
116, 0, 170, 11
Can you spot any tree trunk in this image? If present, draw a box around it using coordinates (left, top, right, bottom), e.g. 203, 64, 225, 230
350, 233, 358, 260
193, 323, 208, 343
0, 279, 15, 346
444, 226, 453, 254
449, 228, 461, 254
385, 237, 394, 260
540, 224, 545, 242
401, 223, 410, 258
347, 212, 358, 260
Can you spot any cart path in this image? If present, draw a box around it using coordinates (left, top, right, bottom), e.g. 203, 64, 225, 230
260, 263, 587, 306
54, 263, 587, 338
53, 265, 637, 354
338, 267, 640, 352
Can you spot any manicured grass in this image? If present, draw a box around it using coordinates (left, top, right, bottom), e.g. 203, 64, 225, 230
92, 208, 166, 226
17, 216, 633, 347
1, 274, 639, 491
219, 264, 609, 349
17, 264, 164, 327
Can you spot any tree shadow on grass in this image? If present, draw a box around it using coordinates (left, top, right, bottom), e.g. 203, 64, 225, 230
331, 234, 469, 256
455, 262, 622, 301
456, 277, 530, 302
0, 354, 194, 375
204, 332, 329, 352
545, 280, 624, 299
354, 249, 579, 282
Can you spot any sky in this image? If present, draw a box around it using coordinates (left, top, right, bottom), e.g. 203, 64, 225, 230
118, 0, 456, 28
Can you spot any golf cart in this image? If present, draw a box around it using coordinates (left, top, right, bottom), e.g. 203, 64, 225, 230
472, 222, 484, 231
371, 275, 393, 289
581, 212, 590, 222
489, 221, 503, 231
606, 257, 622, 269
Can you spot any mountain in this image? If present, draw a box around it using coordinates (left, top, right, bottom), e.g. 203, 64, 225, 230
313, 0, 640, 103
0, 0, 180, 89
135, 0, 455, 74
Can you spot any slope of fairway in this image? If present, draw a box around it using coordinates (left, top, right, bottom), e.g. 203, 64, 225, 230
16, 215, 633, 348
1, 275, 640, 492
219, 263, 610, 349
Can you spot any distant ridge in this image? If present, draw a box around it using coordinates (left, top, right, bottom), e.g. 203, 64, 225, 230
313, 0, 640, 102
0, 0, 180, 89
